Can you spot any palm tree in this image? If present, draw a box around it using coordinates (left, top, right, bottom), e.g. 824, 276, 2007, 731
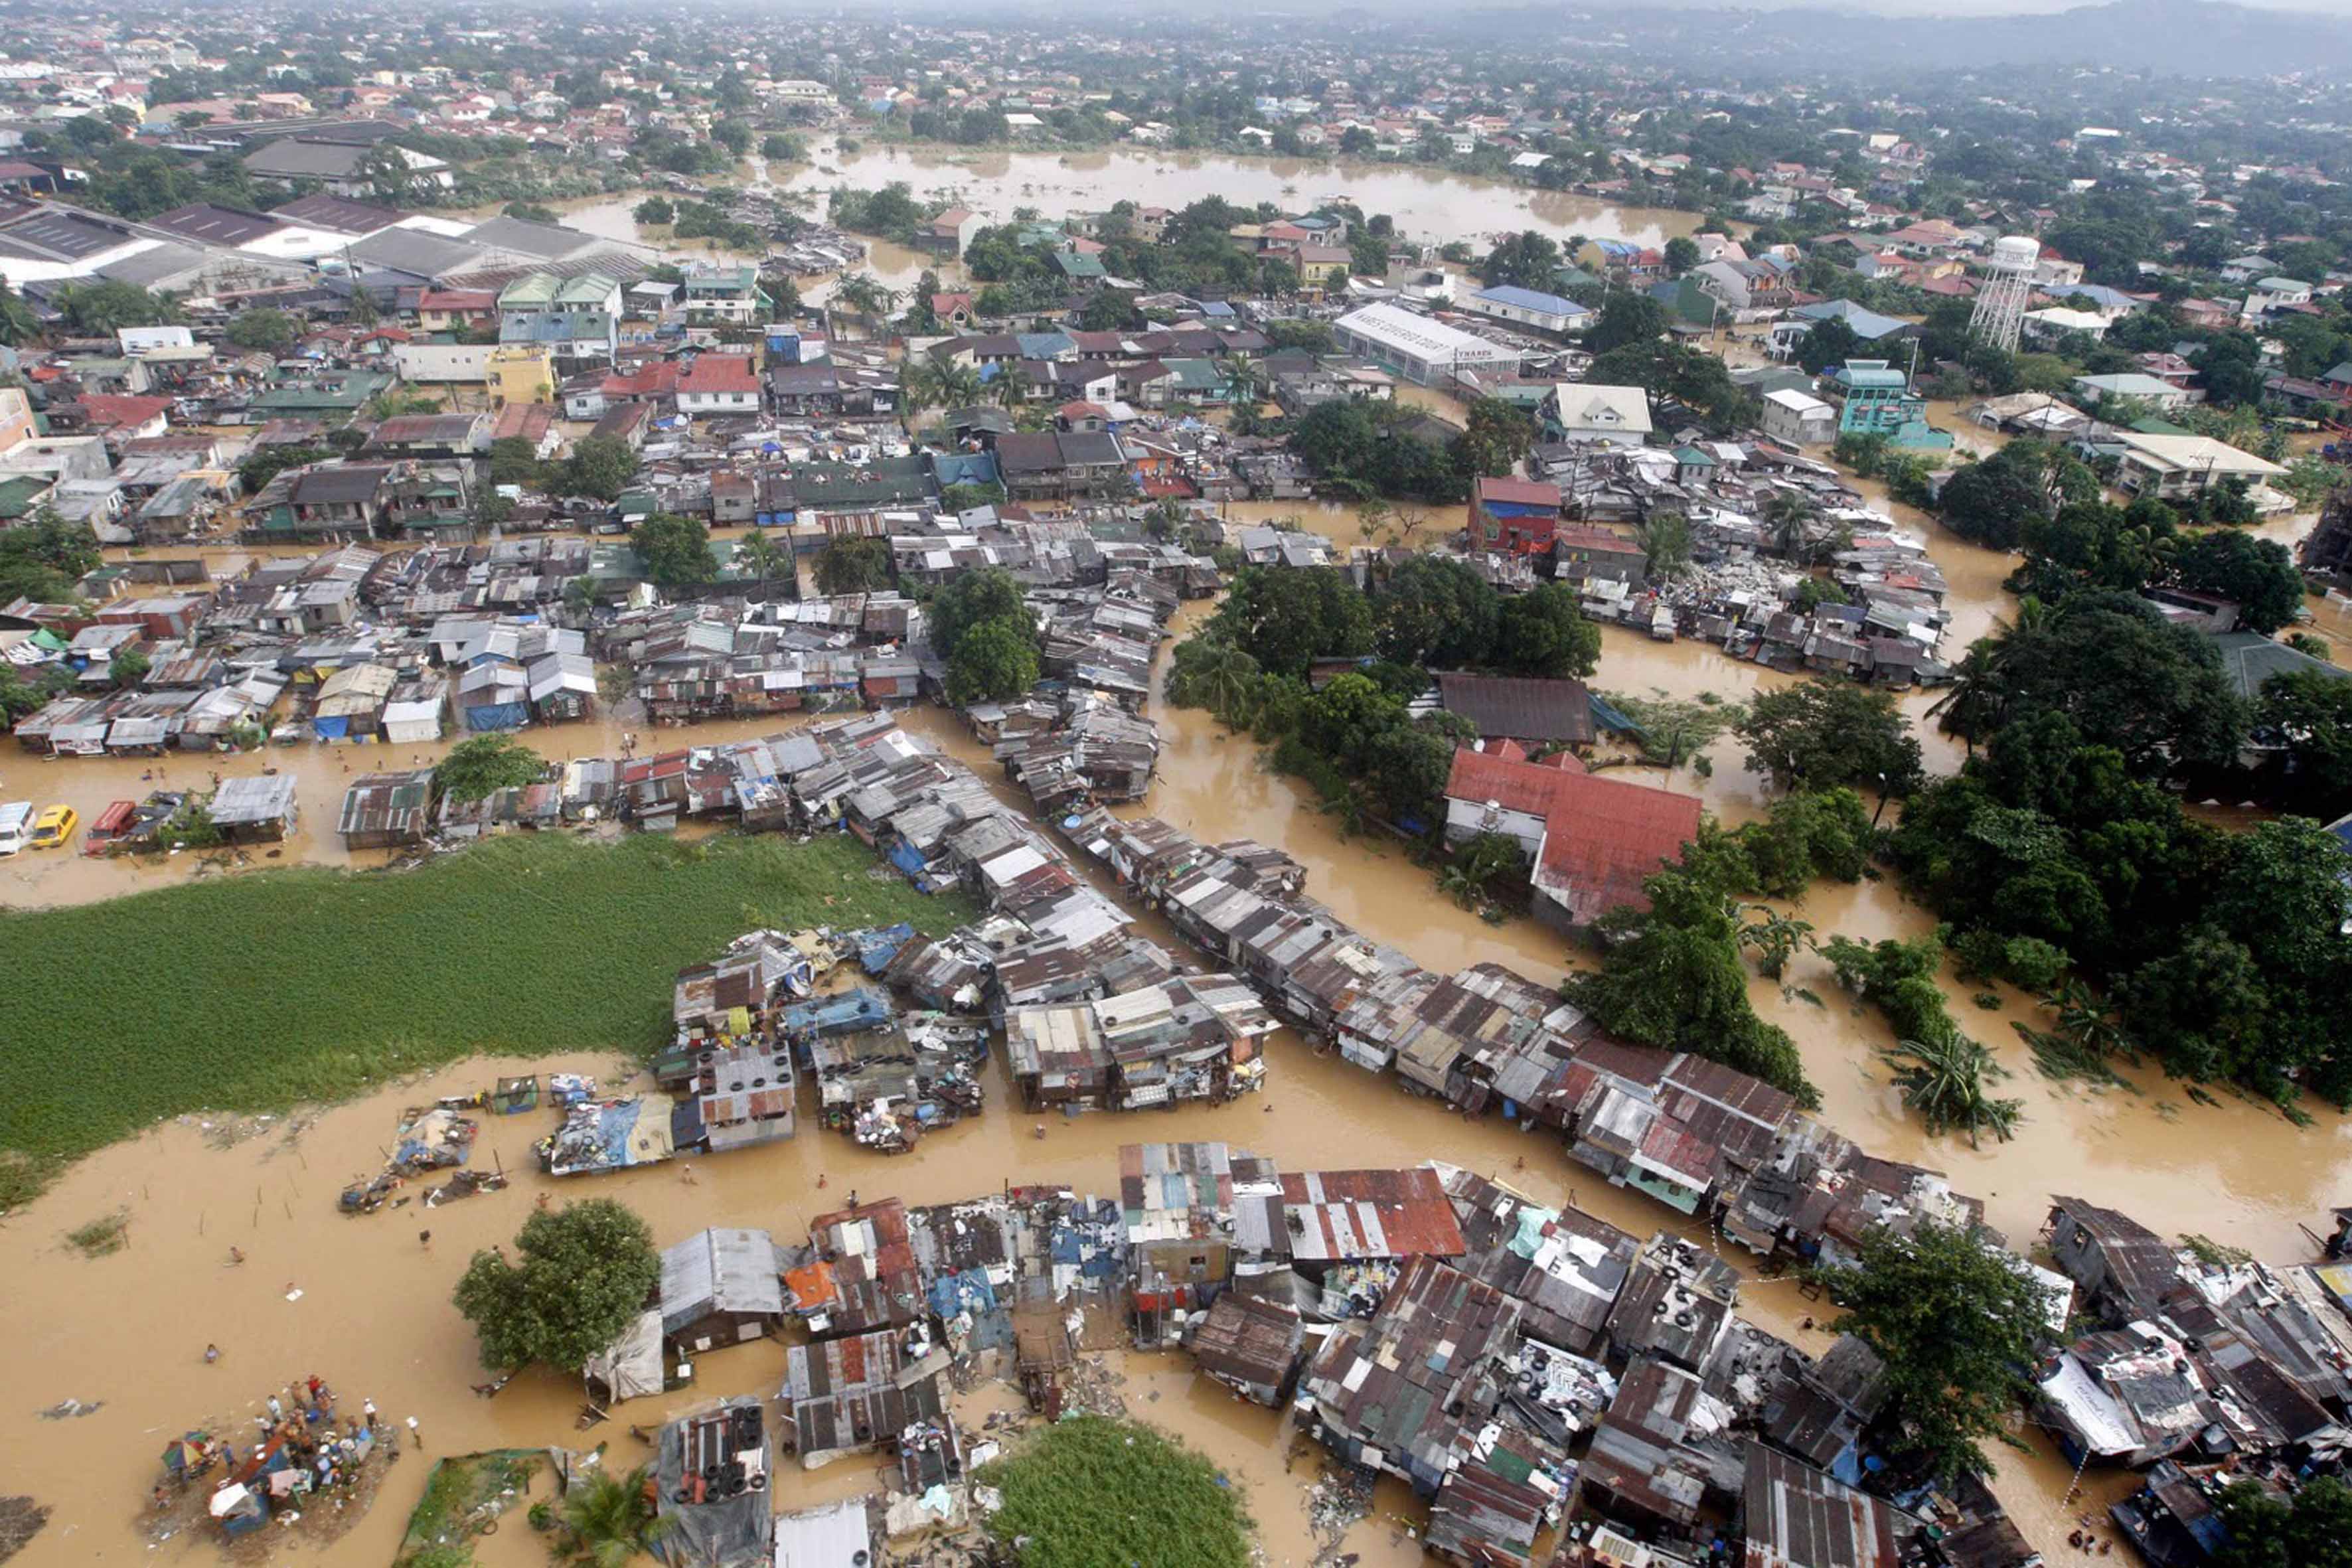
738, 529, 788, 590
1175, 642, 1260, 725
558, 1465, 672, 1568
1879, 1034, 2021, 1148
936, 359, 984, 410
1634, 512, 1693, 579
2045, 978, 2133, 1063
1763, 492, 1816, 562
1925, 597, 2043, 750
1738, 907, 1815, 980
899, 357, 942, 424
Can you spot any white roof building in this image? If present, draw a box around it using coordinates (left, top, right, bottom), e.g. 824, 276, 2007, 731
1549, 383, 1655, 445
1332, 302, 1521, 386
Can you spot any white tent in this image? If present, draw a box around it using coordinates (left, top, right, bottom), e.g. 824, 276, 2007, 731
584, 1308, 665, 1404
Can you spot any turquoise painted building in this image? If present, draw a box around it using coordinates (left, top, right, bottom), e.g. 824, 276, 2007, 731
1824, 360, 1953, 451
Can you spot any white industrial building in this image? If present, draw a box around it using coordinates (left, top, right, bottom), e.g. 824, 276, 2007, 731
1332, 302, 1522, 386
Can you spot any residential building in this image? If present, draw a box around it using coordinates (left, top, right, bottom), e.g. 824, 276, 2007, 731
498, 271, 623, 370
1462, 284, 1592, 337
1760, 387, 1838, 447
1822, 360, 1952, 450
678, 354, 762, 419
1546, 384, 1653, 447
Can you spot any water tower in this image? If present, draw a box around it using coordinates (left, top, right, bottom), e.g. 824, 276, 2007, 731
1969, 235, 2039, 354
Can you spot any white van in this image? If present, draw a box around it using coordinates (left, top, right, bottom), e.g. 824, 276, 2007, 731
0, 801, 32, 856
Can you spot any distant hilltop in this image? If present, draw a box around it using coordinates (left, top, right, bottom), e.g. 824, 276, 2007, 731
1436, 0, 2352, 78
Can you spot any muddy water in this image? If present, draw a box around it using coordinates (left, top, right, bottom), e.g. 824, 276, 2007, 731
0, 1032, 1686, 1568
801, 138, 1708, 251
528, 131, 1708, 295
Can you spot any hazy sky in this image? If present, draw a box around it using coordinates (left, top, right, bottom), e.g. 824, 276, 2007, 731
1639, 0, 2352, 11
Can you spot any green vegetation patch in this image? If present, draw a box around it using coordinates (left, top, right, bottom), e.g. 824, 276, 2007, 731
980, 1415, 1254, 1568
0, 834, 971, 1196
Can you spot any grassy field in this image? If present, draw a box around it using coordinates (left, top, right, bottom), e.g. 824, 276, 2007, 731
0, 832, 973, 1202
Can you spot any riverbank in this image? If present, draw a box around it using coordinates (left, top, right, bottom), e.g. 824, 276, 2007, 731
0, 832, 969, 1205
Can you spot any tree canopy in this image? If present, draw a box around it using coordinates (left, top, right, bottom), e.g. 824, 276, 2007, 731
1810, 1218, 2057, 1482
630, 512, 718, 589
433, 734, 547, 803
451, 1199, 662, 1372
945, 616, 1040, 705
1736, 683, 1924, 795
927, 566, 1030, 661
814, 536, 892, 595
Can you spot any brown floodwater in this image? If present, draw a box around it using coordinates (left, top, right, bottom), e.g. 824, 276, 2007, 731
535, 133, 1709, 296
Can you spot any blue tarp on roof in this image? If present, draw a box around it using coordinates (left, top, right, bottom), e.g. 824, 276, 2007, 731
777, 986, 893, 1038
854, 923, 917, 975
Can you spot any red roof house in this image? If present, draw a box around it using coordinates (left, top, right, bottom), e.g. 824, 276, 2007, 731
1443, 745, 1698, 931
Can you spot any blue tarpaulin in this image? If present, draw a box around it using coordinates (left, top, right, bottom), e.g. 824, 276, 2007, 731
777, 987, 893, 1038
854, 923, 917, 974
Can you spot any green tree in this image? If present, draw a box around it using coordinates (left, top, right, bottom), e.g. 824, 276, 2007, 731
1945, 591, 2243, 774
54, 280, 181, 335
433, 734, 546, 803
451, 1199, 662, 1372
1879, 1033, 2021, 1147
814, 536, 890, 595
1348, 229, 1391, 279
1451, 397, 1534, 479
1585, 292, 1668, 354
1079, 289, 1140, 332
558, 1464, 674, 1568
1635, 512, 1693, 579
0, 509, 104, 603
2215, 1476, 2352, 1568
2256, 668, 2352, 816
2169, 528, 2305, 635
1809, 1217, 2057, 1481
487, 437, 542, 487
1738, 907, 1815, 980
928, 566, 1030, 660
109, 649, 150, 688
1440, 832, 1524, 909
946, 615, 1040, 704
1372, 554, 1499, 668
1494, 584, 1601, 678
630, 513, 717, 589
1205, 566, 1373, 676
1662, 236, 1699, 276
1567, 864, 1819, 1103
1480, 230, 1563, 291
1796, 315, 1863, 376
633, 195, 676, 226
224, 307, 299, 355
556, 435, 639, 501
1735, 683, 1923, 795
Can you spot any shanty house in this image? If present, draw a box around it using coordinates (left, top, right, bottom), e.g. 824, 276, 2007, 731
337, 767, 435, 849
1296, 1254, 1524, 1495
779, 1329, 947, 1469
661, 1227, 785, 1354
1190, 1292, 1304, 1405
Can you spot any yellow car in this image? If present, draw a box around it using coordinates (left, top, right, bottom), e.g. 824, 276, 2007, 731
27, 805, 77, 850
